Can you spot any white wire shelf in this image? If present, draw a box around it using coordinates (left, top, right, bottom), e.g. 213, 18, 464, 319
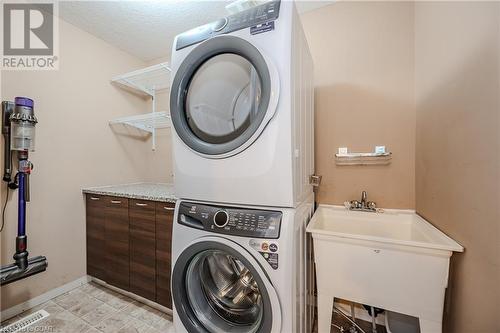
109, 111, 171, 134
111, 62, 172, 150
111, 62, 171, 96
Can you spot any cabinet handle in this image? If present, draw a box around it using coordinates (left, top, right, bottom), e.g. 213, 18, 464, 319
163, 206, 175, 211
90, 197, 100, 201
135, 203, 148, 207
110, 200, 122, 204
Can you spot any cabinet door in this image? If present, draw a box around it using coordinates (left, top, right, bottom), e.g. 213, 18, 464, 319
105, 196, 129, 290
86, 194, 106, 281
155, 202, 175, 308
129, 199, 156, 301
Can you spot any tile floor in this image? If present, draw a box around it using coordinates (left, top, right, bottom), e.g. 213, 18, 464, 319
1, 281, 174, 333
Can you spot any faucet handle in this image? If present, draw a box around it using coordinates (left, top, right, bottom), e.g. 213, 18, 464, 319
350, 200, 361, 209
367, 201, 377, 210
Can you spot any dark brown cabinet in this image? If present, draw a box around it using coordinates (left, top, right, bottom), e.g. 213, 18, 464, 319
129, 199, 156, 300
85, 194, 174, 308
104, 197, 130, 291
86, 195, 107, 281
155, 202, 174, 308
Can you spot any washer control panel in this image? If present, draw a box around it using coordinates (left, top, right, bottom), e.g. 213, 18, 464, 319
176, 0, 281, 50
177, 201, 282, 239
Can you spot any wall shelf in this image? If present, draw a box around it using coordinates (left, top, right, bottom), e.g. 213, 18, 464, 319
111, 62, 171, 96
109, 111, 170, 134
110, 62, 171, 150
335, 152, 392, 166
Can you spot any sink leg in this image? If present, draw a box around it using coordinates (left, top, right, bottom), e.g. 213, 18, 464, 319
318, 294, 334, 333
419, 318, 442, 333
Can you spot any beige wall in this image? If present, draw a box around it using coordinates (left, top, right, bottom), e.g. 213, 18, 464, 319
303, 2, 500, 330
301, 2, 415, 209
415, 2, 500, 332
0, 17, 170, 310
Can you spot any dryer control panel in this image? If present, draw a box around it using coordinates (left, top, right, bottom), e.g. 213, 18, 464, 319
176, 0, 281, 50
177, 201, 282, 239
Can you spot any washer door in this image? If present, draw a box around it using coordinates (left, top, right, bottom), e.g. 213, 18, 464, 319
170, 35, 279, 158
172, 237, 282, 333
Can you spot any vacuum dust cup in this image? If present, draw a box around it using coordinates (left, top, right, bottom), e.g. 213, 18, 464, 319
10, 97, 37, 152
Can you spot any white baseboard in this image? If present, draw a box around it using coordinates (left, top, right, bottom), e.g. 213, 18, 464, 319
1, 275, 90, 321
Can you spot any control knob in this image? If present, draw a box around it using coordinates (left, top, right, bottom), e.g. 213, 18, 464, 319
212, 18, 228, 32
213, 210, 229, 228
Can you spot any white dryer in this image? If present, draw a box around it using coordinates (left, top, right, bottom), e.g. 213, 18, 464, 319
169, 0, 314, 208
171, 196, 315, 333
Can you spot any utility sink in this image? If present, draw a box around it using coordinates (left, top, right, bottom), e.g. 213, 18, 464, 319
308, 205, 463, 252
307, 205, 463, 333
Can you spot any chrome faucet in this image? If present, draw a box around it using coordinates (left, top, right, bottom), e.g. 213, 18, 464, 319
361, 191, 368, 208
348, 191, 377, 212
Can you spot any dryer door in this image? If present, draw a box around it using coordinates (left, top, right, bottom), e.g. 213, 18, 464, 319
172, 237, 282, 333
170, 35, 279, 158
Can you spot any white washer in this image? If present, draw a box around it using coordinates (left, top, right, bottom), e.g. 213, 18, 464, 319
171, 195, 314, 333
169, 0, 314, 208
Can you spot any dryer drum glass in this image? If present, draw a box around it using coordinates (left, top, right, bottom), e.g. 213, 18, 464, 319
185, 249, 263, 333
186, 53, 262, 144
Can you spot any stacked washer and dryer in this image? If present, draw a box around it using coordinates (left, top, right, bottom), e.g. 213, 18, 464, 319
169, 1, 315, 332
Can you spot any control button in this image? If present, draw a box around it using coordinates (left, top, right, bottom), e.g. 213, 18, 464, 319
213, 210, 229, 228
269, 243, 278, 252
212, 17, 228, 32
261, 242, 269, 251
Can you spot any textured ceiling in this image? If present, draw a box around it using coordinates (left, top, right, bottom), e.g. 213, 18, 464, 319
59, 1, 333, 62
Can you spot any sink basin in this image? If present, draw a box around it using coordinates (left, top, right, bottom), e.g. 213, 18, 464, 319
307, 205, 463, 333
307, 205, 463, 252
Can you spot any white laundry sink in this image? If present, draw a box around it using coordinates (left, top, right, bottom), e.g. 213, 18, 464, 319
307, 205, 463, 333
308, 206, 463, 252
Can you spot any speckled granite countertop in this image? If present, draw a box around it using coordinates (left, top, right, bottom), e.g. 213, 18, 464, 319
82, 183, 176, 203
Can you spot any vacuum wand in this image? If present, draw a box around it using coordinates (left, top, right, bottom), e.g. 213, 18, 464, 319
15, 152, 31, 270
0, 97, 47, 286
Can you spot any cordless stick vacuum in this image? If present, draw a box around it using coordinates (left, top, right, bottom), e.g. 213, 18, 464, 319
1, 97, 47, 286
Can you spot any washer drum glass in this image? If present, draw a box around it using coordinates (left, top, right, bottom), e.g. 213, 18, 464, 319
185, 249, 263, 333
